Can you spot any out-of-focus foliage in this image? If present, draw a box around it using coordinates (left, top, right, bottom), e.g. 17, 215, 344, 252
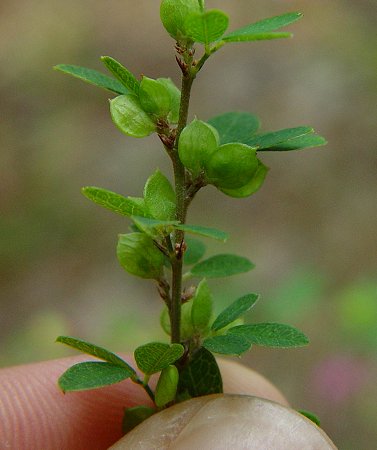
0, 1, 376, 448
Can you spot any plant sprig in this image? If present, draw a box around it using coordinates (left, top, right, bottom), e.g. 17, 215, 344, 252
55, 0, 326, 433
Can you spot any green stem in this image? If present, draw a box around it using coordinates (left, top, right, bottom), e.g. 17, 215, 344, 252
133, 376, 155, 402
169, 54, 195, 344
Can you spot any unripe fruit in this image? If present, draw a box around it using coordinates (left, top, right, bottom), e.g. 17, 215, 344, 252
205, 143, 258, 189
178, 119, 219, 177
160, 0, 202, 41
139, 76, 172, 118
117, 233, 164, 279
220, 159, 269, 198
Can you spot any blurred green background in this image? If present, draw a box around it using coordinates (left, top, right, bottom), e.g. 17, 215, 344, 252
1, 1, 376, 448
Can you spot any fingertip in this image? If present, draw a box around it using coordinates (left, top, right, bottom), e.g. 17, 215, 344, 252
0, 356, 151, 450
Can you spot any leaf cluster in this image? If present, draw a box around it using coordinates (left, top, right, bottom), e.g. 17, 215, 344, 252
54, 0, 325, 432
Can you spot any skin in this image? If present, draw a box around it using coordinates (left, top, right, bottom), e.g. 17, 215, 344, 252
0, 356, 288, 450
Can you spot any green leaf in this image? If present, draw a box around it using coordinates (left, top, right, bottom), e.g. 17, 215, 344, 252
53, 64, 129, 95
160, 0, 202, 41
207, 112, 260, 145
205, 143, 259, 189
177, 347, 222, 400
211, 293, 260, 331
56, 336, 135, 372
154, 365, 179, 408
190, 254, 255, 278
191, 279, 212, 333
139, 76, 172, 117
184, 10, 229, 45
223, 12, 303, 42
131, 216, 178, 239
123, 406, 156, 434
224, 32, 293, 43
81, 187, 148, 218
101, 56, 140, 95
110, 94, 156, 138
220, 159, 268, 198
117, 233, 165, 279
58, 361, 134, 392
183, 237, 206, 266
143, 170, 176, 220
202, 334, 251, 356
156, 78, 181, 123
134, 342, 184, 375
298, 410, 321, 427
178, 119, 219, 177
245, 127, 313, 149
260, 133, 327, 151
228, 323, 310, 348
176, 224, 228, 242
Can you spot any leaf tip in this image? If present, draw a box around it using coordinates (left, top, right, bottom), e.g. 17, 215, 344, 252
53, 64, 65, 72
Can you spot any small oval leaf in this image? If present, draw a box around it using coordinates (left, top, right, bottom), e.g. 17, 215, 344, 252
82, 187, 148, 218
176, 224, 228, 242
134, 342, 184, 375
223, 12, 303, 42
245, 127, 313, 149
190, 254, 255, 278
259, 133, 327, 152
56, 336, 135, 372
177, 347, 223, 400
208, 111, 260, 145
211, 293, 260, 331
184, 10, 229, 44
58, 361, 134, 392
202, 334, 251, 356
54, 64, 129, 95
101, 56, 140, 95
228, 323, 310, 348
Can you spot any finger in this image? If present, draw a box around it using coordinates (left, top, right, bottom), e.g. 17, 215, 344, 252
219, 358, 289, 406
111, 395, 337, 450
0, 355, 152, 450
0, 356, 288, 450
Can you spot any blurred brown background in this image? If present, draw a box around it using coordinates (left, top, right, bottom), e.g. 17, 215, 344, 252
1, 1, 376, 448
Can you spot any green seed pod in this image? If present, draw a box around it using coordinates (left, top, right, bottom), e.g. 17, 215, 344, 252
139, 76, 171, 118
117, 233, 164, 279
205, 143, 259, 189
178, 119, 219, 177
110, 94, 156, 138
160, 302, 194, 340
220, 160, 269, 198
156, 78, 181, 124
154, 365, 179, 408
160, 0, 202, 41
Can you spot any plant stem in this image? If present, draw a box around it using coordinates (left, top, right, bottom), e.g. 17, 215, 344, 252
169, 53, 195, 344
133, 377, 155, 402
